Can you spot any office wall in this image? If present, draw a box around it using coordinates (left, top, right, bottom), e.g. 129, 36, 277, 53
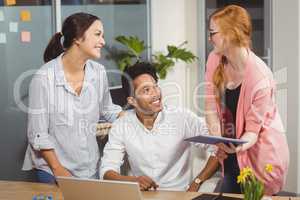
0, 6, 54, 182
272, 0, 300, 193
185, 0, 204, 114
298, 1, 300, 193
151, 0, 201, 111
151, 0, 187, 108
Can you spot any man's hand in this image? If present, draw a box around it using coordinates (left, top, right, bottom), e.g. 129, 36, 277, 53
118, 111, 126, 118
96, 123, 112, 139
187, 181, 202, 192
216, 143, 238, 154
52, 165, 72, 177
187, 156, 219, 192
135, 176, 159, 191
103, 171, 158, 191
215, 148, 228, 162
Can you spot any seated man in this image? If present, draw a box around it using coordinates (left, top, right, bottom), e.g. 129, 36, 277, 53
100, 62, 219, 191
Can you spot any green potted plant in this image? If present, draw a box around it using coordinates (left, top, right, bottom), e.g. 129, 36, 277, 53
106, 35, 197, 79
237, 164, 273, 200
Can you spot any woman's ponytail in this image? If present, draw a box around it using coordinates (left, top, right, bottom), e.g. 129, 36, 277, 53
213, 55, 227, 104
43, 32, 64, 63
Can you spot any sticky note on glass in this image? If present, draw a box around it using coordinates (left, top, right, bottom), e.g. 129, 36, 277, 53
20, 10, 31, 21
0, 11, 4, 21
9, 22, 18, 32
5, 0, 16, 6
21, 31, 31, 43
0, 33, 7, 44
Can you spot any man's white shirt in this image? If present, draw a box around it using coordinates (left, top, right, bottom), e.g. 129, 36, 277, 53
100, 105, 212, 191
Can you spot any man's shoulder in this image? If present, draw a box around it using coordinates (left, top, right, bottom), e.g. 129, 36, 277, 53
163, 105, 195, 117
109, 110, 138, 139
163, 105, 185, 114
163, 105, 205, 123
111, 110, 136, 126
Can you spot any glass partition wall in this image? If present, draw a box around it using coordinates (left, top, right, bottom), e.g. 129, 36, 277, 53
0, 0, 53, 182
0, 0, 150, 181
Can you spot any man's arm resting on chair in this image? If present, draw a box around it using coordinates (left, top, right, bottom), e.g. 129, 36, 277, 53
187, 156, 219, 192
104, 170, 159, 191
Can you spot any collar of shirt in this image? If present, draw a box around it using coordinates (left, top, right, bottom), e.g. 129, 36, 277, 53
130, 106, 166, 134
54, 53, 96, 94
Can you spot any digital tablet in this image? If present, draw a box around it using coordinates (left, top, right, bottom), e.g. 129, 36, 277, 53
184, 135, 247, 145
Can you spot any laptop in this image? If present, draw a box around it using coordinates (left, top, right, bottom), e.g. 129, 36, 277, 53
56, 176, 143, 200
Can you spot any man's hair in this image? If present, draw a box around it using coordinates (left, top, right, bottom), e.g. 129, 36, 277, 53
121, 62, 158, 99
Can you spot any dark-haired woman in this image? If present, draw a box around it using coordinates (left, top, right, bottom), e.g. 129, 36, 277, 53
22, 13, 122, 183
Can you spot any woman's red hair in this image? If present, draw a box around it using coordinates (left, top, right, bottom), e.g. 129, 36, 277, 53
210, 5, 252, 102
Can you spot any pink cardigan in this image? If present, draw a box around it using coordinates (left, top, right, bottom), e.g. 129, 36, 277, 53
205, 51, 289, 195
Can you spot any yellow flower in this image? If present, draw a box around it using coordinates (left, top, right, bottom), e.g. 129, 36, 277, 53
265, 164, 273, 173
237, 167, 253, 184
237, 174, 246, 184
240, 167, 253, 178
237, 166, 265, 200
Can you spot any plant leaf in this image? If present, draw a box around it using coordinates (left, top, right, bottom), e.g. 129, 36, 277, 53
111, 36, 197, 77
167, 44, 197, 63
118, 56, 133, 71
104, 45, 136, 71
115, 35, 146, 58
153, 53, 175, 79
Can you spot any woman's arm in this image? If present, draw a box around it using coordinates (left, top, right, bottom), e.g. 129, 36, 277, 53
28, 74, 71, 177
204, 76, 222, 136
99, 68, 122, 122
217, 132, 258, 154
205, 105, 222, 136
204, 52, 222, 136
40, 150, 72, 177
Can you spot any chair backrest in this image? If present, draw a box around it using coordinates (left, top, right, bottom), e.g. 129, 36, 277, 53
110, 87, 127, 107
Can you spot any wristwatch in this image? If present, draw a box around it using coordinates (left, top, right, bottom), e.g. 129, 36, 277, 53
194, 177, 203, 185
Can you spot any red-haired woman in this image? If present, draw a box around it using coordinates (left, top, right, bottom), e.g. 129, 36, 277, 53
204, 5, 289, 195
